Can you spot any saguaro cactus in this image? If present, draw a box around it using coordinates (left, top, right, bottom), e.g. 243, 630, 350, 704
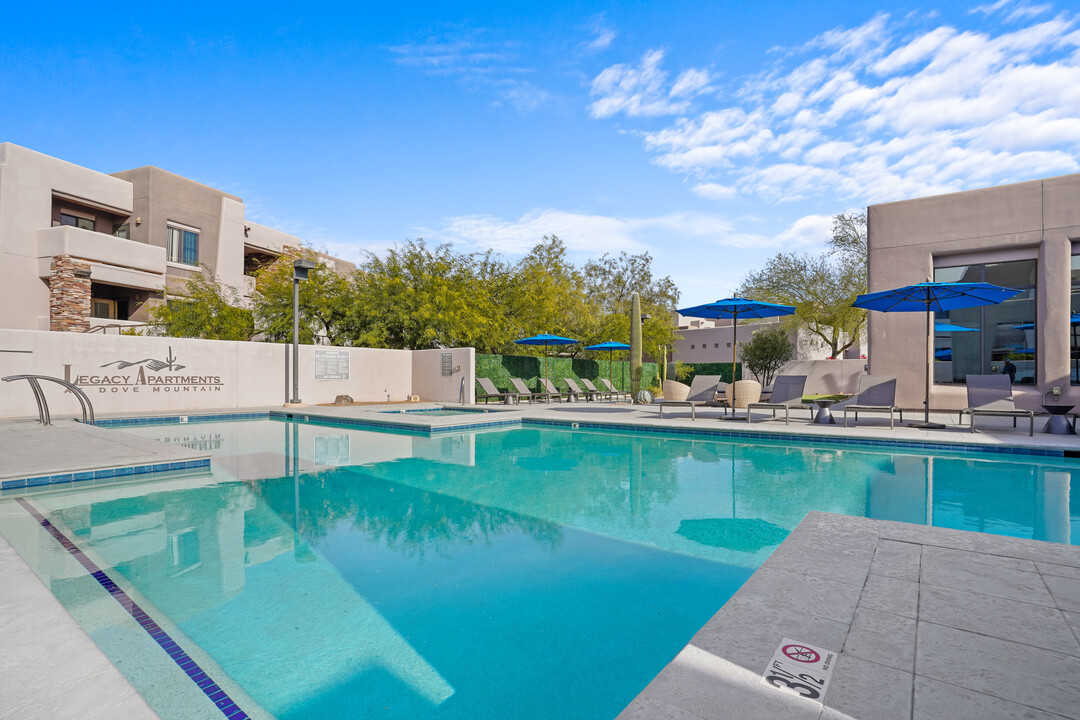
630, 291, 642, 398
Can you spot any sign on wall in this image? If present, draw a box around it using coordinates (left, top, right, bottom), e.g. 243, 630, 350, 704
314, 348, 350, 381
64, 346, 223, 395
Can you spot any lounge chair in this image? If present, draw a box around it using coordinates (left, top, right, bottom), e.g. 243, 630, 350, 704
476, 377, 520, 404
959, 374, 1034, 436
838, 375, 902, 429
508, 378, 538, 404
746, 375, 811, 424
659, 375, 727, 420
563, 378, 591, 401
580, 378, 610, 401
540, 378, 571, 403
600, 378, 631, 401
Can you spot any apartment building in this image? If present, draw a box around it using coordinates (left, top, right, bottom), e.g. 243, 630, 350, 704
867, 172, 1080, 410
0, 143, 354, 333
672, 315, 840, 364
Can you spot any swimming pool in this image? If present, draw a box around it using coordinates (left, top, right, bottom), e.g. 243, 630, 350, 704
379, 407, 498, 417
1, 418, 1077, 719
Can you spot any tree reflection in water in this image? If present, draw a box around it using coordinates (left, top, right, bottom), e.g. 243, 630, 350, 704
251, 469, 564, 558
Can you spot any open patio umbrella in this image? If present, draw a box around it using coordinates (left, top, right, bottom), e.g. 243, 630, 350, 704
584, 341, 631, 396
515, 334, 578, 391
852, 282, 1021, 428
676, 298, 797, 410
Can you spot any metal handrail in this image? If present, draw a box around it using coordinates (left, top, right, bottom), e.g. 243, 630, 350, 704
84, 322, 150, 334
2, 375, 95, 426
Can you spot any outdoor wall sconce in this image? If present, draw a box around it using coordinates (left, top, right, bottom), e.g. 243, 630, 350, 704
74, 268, 91, 278
135, 217, 142, 226
244, 225, 251, 237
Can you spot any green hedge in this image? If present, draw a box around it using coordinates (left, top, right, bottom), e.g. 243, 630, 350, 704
476, 353, 659, 394
679, 362, 742, 385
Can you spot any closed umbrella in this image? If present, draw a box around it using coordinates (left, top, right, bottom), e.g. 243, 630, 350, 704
676, 298, 797, 410
514, 334, 578, 391
852, 282, 1020, 428
584, 341, 631, 397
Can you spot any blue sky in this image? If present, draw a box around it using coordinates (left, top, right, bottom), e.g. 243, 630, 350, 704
2, 0, 1078, 306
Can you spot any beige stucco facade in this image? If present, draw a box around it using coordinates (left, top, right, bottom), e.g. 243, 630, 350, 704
867, 173, 1080, 411
0, 143, 354, 333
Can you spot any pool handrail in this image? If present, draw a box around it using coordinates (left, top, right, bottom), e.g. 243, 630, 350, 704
2, 374, 95, 426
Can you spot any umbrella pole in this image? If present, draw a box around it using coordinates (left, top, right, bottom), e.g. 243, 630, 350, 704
925, 303, 931, 423
909, 299, 945, 429
731, 311, 739, 412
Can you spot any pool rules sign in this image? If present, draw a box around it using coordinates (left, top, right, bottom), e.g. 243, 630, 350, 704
761, 638, 836, 703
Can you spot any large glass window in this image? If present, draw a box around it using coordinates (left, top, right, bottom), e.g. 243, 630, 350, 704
933, 259, 1036, 385
1071, 255, 1080, 385
166, 224, 199, 265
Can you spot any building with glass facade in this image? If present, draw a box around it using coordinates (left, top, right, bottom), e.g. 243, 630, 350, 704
866, 172, 1080, 411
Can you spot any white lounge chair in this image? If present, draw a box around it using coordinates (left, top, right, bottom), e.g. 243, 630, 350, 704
838, 375, 902, 429
476, 377, 519, 404
746, 375, 811, 424
600, 378, 631, 402
659, 375, 727, 420
508, 378, 538, 404
959, 374, 1034, 436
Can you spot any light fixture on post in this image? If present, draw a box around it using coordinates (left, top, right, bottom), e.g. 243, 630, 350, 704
286, 258, 317, 407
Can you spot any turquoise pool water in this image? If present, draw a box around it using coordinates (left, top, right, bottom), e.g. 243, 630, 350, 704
4, 419, 1079, 719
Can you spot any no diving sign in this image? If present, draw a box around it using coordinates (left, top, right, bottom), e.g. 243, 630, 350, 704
761, 638, 836, 703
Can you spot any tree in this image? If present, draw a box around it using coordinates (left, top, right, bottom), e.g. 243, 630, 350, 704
740, 327, 794, 387
148, 270, 255, 341
254, 250, 356, 345
735, 212, 867, 357
581, 250, 681, 361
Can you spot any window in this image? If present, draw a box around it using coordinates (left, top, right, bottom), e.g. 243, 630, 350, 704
934, 259, 1036, 385
690, 344, 695, 349
1071, 255, 1080, 385
113, 223, 130, 239
714, 343, 719, 348
91, 299, 116, 319
166, 224, 199, 265
60, 213, 94, 231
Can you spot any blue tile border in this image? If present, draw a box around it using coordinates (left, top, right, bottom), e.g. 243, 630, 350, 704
96, 412, 270, 428
15, 498, 251, 720
0, 458, 211, 492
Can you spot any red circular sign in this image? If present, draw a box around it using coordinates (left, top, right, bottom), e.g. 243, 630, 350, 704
781, 644, 820, 663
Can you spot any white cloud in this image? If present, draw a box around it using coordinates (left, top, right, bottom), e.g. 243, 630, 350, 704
591, 10, 1080, 206
692, 183, 739, 200
589, 50, 710, 118
971, 0, 1053, 22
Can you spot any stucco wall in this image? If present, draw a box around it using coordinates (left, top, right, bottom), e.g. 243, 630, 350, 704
411, 347, 476, 404
0, 330, 467, 418
0, 143, 135, 331
867, 173, 1080, 410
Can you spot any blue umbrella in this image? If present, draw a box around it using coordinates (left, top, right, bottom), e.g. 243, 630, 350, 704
677, 298, 797, 409
584, 341, 631, 394
515, 334, 578, 390
853, 282, 1021, 427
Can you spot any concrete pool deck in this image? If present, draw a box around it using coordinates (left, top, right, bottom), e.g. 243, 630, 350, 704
617, 511, 1080, 720
0, 403, 1078, 718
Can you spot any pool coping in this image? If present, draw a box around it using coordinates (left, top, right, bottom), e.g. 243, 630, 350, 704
617, 511, 1080, 720
91, 405, 1079, 459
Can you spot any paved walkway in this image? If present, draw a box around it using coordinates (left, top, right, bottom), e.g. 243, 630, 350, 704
0, 421, 210, 484
618, 511, 1080, 720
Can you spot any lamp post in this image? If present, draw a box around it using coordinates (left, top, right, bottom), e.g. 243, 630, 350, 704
288, 258, 317, 406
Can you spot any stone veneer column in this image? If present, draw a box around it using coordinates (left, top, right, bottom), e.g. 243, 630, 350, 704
49, 254, 92, 332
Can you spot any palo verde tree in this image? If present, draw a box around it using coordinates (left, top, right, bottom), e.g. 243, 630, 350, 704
254, 249, 356, 345
735, 212, 867, 358
148, 269, 255, 341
